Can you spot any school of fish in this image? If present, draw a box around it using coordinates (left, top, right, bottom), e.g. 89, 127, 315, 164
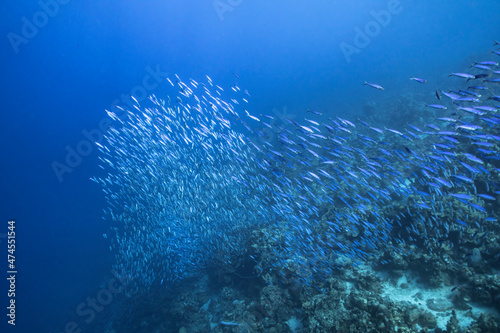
94, 43, 500, 292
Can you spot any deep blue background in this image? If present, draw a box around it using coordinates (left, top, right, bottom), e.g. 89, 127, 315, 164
0, 0, 499, 331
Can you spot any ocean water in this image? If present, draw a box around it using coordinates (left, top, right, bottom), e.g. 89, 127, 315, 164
1, 1, 500, 332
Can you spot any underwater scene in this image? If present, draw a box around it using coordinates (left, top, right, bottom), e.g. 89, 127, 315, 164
2, 1, 500, 333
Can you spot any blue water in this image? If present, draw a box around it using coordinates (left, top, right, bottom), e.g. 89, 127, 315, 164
1, 0, 500, 332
